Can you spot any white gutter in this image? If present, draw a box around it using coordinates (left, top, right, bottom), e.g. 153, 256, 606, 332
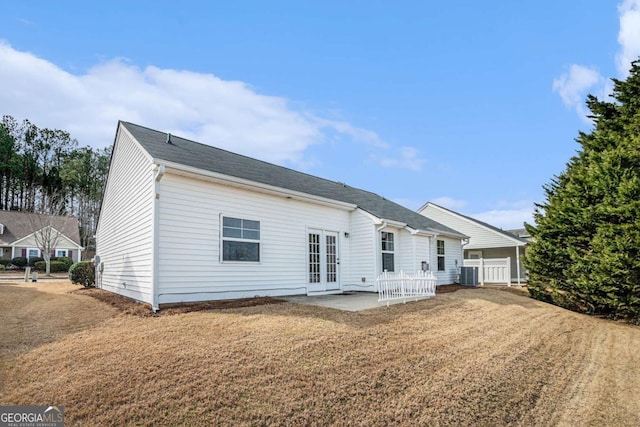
376, 220, 387, 232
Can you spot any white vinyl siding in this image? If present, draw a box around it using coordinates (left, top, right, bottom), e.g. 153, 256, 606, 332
156, 173, 352, 303
95, 127, 155, 304
420, 204, 523, 250
431, 236, 463, 284
342, 210, 377, 291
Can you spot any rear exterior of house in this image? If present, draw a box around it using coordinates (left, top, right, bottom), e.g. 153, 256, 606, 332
96, 122, 466, 310
418, 202, 528, 284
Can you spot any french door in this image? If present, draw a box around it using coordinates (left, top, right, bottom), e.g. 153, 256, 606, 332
307, 229, 340, 293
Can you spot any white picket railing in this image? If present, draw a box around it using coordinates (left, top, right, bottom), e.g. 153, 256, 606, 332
463, 257, 511, 285
377, 270, 437, 306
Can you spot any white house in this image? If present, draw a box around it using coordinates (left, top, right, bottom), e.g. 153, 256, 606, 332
418, 202, 528, 284
95, 122, 468, 310
0, 210, 83, 263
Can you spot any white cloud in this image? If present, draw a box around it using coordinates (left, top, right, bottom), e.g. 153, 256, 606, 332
0, 41, 409, 169
552, 65, 604, 120
378, 146, 426, 171
469, 201, 534, 230
430, 197, 468, 211
616, 0, 640, 76
553, 1, 640, 119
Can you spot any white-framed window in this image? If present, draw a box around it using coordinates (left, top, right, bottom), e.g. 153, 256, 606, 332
221, 216, 260, 262
56, 249, 68, 257
381, 231, 395, 272
437, 240, 445, 271
28, 248, 40, 259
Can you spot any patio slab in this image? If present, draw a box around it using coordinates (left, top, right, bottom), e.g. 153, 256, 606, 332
282, 292, 432, 312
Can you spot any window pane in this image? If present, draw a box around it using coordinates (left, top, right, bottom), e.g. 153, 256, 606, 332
223, 241, 260, 262
223, 227, 242, 238
242, 219, 260, 231
437, 256, 445, 271
242, 229, 260, 240
437, 240, 445, 255
382, 253, 395, 272
223, 217, 241, 227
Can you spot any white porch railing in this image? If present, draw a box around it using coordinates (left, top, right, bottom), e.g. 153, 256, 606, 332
463, 257, 511, 285
377, 270, 437, 306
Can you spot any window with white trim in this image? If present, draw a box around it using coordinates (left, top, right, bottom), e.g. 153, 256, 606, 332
381, 231, 395, 272
28, 248, 40, 259
222, 216, 260, 262
437, 239, 445, 271
56, 249, 68, 257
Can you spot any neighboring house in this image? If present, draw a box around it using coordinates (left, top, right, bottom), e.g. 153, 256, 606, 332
0, 210, 83, 263
96, 122, 468, 310
417, 202, 528, 284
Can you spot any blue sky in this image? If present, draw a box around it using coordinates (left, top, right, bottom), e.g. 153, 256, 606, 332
1, 1, 639, 228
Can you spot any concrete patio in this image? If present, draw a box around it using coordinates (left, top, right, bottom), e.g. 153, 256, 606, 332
282, 291, 433, 312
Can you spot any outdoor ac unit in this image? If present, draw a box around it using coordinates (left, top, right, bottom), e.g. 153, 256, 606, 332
459, 266, 479, 287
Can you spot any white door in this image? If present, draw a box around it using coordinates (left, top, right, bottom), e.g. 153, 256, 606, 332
307, 229, 340, 293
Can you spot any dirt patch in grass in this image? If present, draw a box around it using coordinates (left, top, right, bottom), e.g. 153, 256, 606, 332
436, 284, 476, 294
2, 284, 639, 426
72, 287, 285, 316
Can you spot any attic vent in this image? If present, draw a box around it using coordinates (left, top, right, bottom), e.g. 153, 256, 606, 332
166, 133, 173, 144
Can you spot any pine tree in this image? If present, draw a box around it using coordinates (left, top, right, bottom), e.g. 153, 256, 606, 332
525, 59, 640, 321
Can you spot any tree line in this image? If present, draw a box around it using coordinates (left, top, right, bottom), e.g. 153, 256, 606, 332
0, 115, 110, 255
525, 59, 640, 322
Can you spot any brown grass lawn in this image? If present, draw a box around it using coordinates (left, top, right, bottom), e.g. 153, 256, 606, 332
1, 281, 639, 426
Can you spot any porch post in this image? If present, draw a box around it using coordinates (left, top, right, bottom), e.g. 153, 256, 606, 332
516, 246, 521, 286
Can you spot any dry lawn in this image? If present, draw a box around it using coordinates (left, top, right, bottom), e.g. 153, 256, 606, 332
1, 280, 639, 426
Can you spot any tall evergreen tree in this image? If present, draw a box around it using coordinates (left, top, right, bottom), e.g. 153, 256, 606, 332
525, 59, 640, 321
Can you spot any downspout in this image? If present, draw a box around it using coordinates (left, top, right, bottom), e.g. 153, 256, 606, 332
151, 163, 165, 312
374, 221, 387, 288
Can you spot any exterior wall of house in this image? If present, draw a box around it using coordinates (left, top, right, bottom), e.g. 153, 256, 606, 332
342, 210, 377, 292
464, 246, 526, 282
13, 233, 81, 261
432, 235, 463, 284
155, 172, 355, 304
95, 127, 155, 304
392, 229, 433, 275
420, 204, 521, 249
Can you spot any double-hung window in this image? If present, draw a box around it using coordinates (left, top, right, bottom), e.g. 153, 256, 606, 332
222, 216, 260, 262
381, 231, 395, 272
437, 239, 445, 271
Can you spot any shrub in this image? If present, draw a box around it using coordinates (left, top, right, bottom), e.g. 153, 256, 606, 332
0, 259, 11, 266
28, 256, 44, 267
0, 264, 4, 271
34, 260, 68, 273
11, 257, 28, 268
55, 256, 73, 270
69, 261, 95, 287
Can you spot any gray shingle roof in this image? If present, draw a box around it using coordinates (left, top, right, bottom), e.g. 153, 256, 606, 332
0, 210, 81, 246
121, 121, 466, 238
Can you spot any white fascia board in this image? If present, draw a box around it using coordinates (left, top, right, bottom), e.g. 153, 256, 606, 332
11, 226, 81, 248
405, 226, 435, 237
159, 160, 358, 212
355, 208, 382, 224
379, 218, 408, 228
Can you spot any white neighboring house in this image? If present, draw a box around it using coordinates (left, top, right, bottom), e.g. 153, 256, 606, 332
95, 122, 468, 310
0, 211, 83, 263
418, 202, 528, 284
